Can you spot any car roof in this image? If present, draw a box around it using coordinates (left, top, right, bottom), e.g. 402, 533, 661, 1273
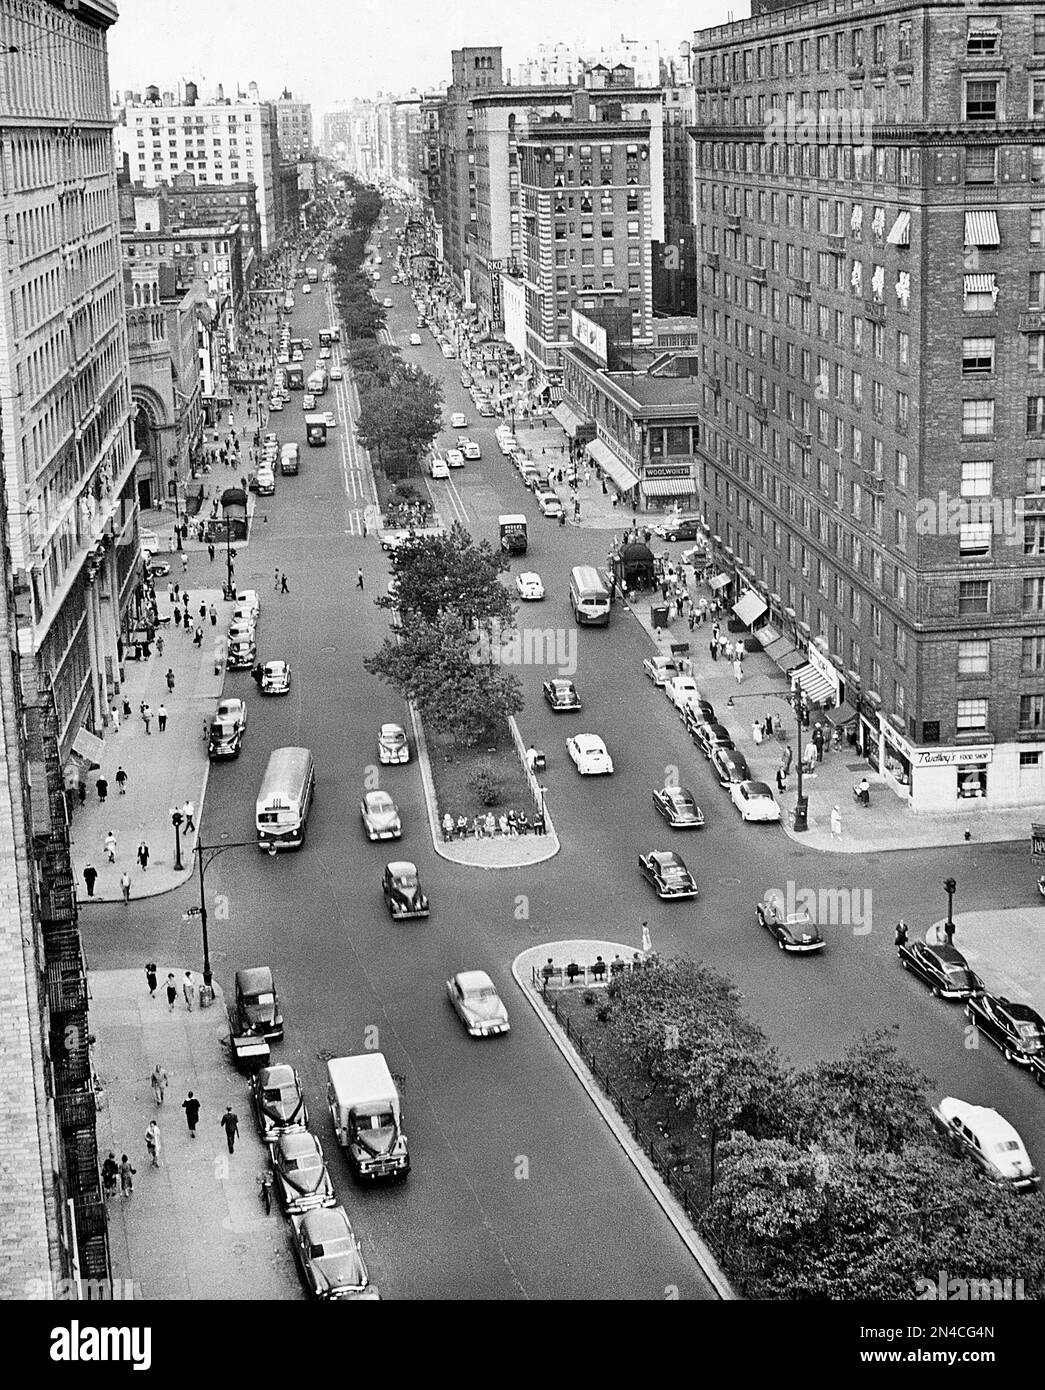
989, 996, 1044, 1023
519, 572, 541, 582
651, 850, 684, 867
236, 966, 273, 991
259, 1063, 297, 1087
575, 734, 605, 749
365, 789, 394, 806
264, 660, 288, 672
743, 780, 774, 796
664, 786, 694, 801
922, 942, 970, 966
938, 1098, 1024, 1145
549, 677, 574, 687
277, 1130, 320, 1159
717, 747, 747, 766
386, 860, 416, 876
457, 969, 495, 992
380, 723, 405, 736
300, 1205, 352, 1240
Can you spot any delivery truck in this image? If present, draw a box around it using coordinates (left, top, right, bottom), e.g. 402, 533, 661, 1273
499, 513, 528, 556
326, 1053, 409, 1181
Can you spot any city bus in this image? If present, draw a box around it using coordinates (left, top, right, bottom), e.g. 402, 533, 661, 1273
569, 565, 612, 626
255, 747, 315, 851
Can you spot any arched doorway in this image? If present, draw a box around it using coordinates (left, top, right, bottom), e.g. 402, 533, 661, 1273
132, 395, 163, 511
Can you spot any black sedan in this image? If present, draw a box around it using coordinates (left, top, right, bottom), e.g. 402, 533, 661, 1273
710, 745, 750, 787
638, 850, 699, 900
251, 1063, 309, 1145
683, 701, 717, 736
755, 891, 825, 953
898, 940, 983, 1000
382, 860, 430, 919
965, 994, 1045, 1065
543, 678, 582, 712
691, 720, 735, 758
651, 786, 705, 829
271, 1131, 336, 1215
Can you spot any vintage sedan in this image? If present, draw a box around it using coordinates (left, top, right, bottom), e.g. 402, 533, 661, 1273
449, 411, 467, 429
208, 699, 247, 759
652, 786, 705, 828
446, 969, 510, 1037
227, 636, 257, 670
329, 365, 343, 381
214, 697, 247, 731
965, 993, 1045, 1065
382, 860, 430, 919
251, 1063, 309, 1145
536, 490, 563, 518
666, 675, 701, 713
932, 1098, 1040, 1192
378, 723, 410, 765
260, 660, 292, 695
516, 572, 545, 601
638, 850, 699, 900
228, 618, 256, 646
566, 734, 614, 775
271, 1131, 337, 1214
408, 332, 422, 346
462, 440, 481, 460
643, 654, 679, 687
898, 940, 984, 1000
683, 700, 717, 736
446, 448, 465, 469
323, 411, 337, 429
290, 1206, 380, 1301
710, 746, 750, 787
756, 890, 825, 953
543, 678, 581, 712
360, 790, 402, 840
731, 780, 782, 823
692, 720, 735, 758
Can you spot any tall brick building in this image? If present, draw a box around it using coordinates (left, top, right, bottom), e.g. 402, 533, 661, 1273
691, 0, 1045, 812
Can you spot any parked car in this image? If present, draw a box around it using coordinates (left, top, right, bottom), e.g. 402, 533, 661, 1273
251, 1063, 308, 1144
932, 1098, 1040, 1192
271, 1131, 337, 1214
730, 780, 782, 823
536, 490, 563, 518
543, 678, 581, 711
666, 675, 701, 713
232, 965, 283, 1042
638, 850, 699, 900
378, 723, 409, 765
382, 860, 430, 919
227, 636, 257, 670
643, 654, 679, 687
692, 721, 735, 758
965, 993, 1045, 1065
290, 1206, 380, 1300
446, 969, 510, 1036
360, 790, 402, 840
897, 940, 984, 1000
260, 660, 292, 695
651, 786, 705, 828
208, 698, 247, 760
566, 734, 614, 775
755, 890, 825, 953
710, 745, 750, 787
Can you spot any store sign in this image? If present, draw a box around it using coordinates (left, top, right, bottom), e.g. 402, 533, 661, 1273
644, 466, 692, 479
881, 724, 914, 759
910, 746, 993, 768
571, 309, 608, 366
806, 642, 840, 695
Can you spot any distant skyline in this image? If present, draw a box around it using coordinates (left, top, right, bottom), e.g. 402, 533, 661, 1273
108, 0, 736, 111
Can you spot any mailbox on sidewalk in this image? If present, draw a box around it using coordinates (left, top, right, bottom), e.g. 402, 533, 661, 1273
651, 605, 669, 630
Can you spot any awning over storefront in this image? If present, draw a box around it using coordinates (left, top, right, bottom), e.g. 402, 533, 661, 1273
825, 701, 857, 726
71, 726, 104, 768
774, 646, 806, 673
791, 662, 836, 703
537, 383, 564, 403
732, 590, 768, 626
552, 401, 590, 437
708, 572, 731, 591
641, 476, 696, 498
585, 439, 639, 491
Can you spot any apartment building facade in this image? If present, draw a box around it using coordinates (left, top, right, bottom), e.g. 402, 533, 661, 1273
691, 0, 1045, 811
275, 89, 313, 158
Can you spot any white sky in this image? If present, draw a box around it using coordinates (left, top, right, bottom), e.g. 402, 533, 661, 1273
108, 0, 736, 111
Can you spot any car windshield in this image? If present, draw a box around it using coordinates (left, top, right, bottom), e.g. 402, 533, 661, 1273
1016, 1021, 1045, 1040
357, 1111, 395, 1131
246, 991, 274, 1006
285, 1154, 320, 1173
312, 1236, 354, 1259
264, 1084, 298, 1104
396, 873, 418, 888
467, 985, 497, 1001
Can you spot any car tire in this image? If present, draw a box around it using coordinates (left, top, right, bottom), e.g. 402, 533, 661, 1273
777, 938, 785, 950
1003, 1046, 1014, 1063
900, 958, 910, 971
756, 910, 766, 927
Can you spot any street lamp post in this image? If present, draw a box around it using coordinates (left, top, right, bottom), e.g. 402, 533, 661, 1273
726, 687, 809, 831
194, 834, 278, 991
943, 877, 957, 944
170, 808, 184, 871
223, 517, 235, 600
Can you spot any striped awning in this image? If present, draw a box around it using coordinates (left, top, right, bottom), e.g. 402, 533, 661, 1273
791, 662, 836, 704
886, 211, 910, 246
964, 210, 1000, 248
964, 273, 996, 294
585, 439, 638, 491
641, 476, 696, 498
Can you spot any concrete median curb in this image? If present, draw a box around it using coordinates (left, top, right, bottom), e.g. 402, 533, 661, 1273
511, 942, 734, 1300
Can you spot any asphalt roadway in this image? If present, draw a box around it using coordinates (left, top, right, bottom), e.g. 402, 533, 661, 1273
82, 228, 1045, 1301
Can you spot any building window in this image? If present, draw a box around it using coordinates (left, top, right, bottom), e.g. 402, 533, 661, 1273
961, 399, 994, 436
959, 579, 990, 614
1028, 396, 1045, 436
1026, 519, 1045, 555
964, 80, 1000, 122
1029, 334, 1045, 373
1024, 576, 1045, 611
898, 20, 912, 61
959, 522, 991, 556
957, 697, 989, 730
967, 20, 1001, 57
1022, 635, 1045, 672
1033, 79, 1045, 121
961, 459, 993, 497
964, 273, 997, 311
958, 639, 990, 675
1026, 458, 1045, 493
1020, 694, 1045, 730
965, 146, 997, 184
961, 337, 995, 375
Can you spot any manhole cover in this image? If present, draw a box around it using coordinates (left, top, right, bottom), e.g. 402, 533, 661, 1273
717, 876, 744, 886
320, 645, 337, 653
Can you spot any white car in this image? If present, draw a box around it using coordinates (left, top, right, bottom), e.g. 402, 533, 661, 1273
268, 396, 284, 411
260, 660, 292, 695
445, 449, 464, 469
498, 437, 517, 457
302, 282, 311, 294
228, 619, 256, 645
515, 572, 545, 601
730, 780, 782, 823
566, 734, 614, 776
319, 347, 331, 360
536, 490, 563, 518
378, 723, 410, 765
666, 675, 700, 712
383, 297, 393, 308
329, 366, 343, 381
428, 454, 450, 479
449, 412, 467, 429
302, 394, 316, 410
446, 970, 510, 1037
933, 1098, 1040, 1191
461, 441, 481, 460
643, 654, 679, 687
236, 590, 260, 618
323, 411, 337, 428
409, 333, 422, 346
302, 338, 313, 350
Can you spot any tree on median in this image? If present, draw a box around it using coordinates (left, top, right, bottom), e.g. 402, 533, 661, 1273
355, 372, 443, 480
376, 521, 514, 634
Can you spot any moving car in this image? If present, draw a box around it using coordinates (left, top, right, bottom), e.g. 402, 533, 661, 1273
290, 1206, 380, 1301
378, 723, 410, 764
898, 940, 984, 1000
301, 281, 310, 294
543, 678, 581, 711
462, 440, 481, 460
428, 453, 450, 479
208, 698, 248, 760
329, 365, 343, 380
449, 412, 467, 429
360, 790, 402, 840
516, 572, 545, 601
710, 745, 749, 787
323, 411, 337, 428
638, 850, 699, 900
260, 660, 292, 695
965, 993, 1045, 1065
566, 733, 614, 775
651, 786, 705, 828
666, 674, 701, 713
536, 490, 563, 518
409, 333, 422, 346
731, 780, 782, 822
756, 890, 826, 953
932, 1098, 1040, 1192
319, 347, 331, 360
251, 1063, 308, 1144
643, 654, 679, 687
271, 1131, 336, 1214
445, 448, 464, 468
446, 969, 510, 1037
692, 720, 735, 758
382, 860, 430, 919
383, 296, 393, 308
654, 515, 703, 542
302, 393, 316, 410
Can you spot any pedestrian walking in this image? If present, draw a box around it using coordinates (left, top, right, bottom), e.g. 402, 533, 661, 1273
181, 551, 188, 574
193, 624, 203, 646
813, 723, 825, 761
145, 1120, 162, 1168
166, 668, 175, 693
752, 721, 764, 746
78, 780, 87, 807
208, 542, 216, 563
894, 919, 909, 948
280, 572, 289, 594
199, 601, 207, 623
101, 1152, 119, 1199
209, 603, 217, 626
182, 1091, 200, 1138
82, 863, 98, 897
219, 1106, 240, 1154
182, 800, 195, 833
782, 744, 793, 777
136, 840, 150, 872
96, 775, 108, 803
182, 972, 196, 1011
104, 830, 117, 864
183, 610, 191, 632
775, 766, 786, 793
145, 962, 158, 997
173, 605, 182, 628
733, 658, 744, 684
157, 704, 168, 732
119, 871, 131, 904
274, 567, 281, 591
119, 1154, 135, 1197
110, 703, 120, 733
830, 805, 843, 840
165, 973, 177, 1011
709, 640, 718, 662
356, 568, 364, 590
641, 921, 652, 954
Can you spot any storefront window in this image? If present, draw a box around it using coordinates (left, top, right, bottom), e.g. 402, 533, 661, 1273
957, 761, 988, 798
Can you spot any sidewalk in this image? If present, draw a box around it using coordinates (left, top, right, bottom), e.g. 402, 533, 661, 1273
625, 591, 1029, 853
71, 584, 233, 902
92, 969, 296, 1299
931, 908, 1045, 1023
